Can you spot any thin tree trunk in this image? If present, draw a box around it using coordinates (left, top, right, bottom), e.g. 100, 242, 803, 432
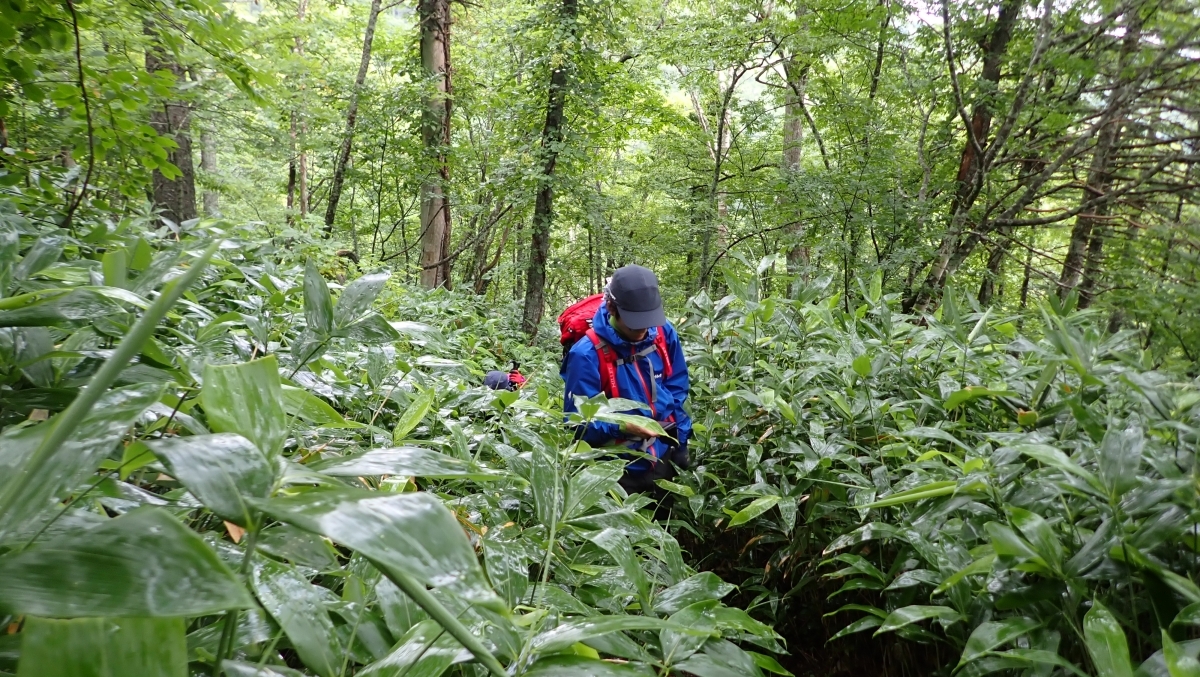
977, 225, 1011, 305
323, 0, 382, 235
145, 21, 197, 226
1059, 5, 1143, 300
418, 0, 453, 289
295, 0, 309, 219
200, 127, 218, 216
782, 57, 809, 295
904, 0, 1023, 312
521, 0, 578, 337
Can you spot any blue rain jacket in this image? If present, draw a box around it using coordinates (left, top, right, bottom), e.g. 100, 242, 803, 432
561, 304, 691, 473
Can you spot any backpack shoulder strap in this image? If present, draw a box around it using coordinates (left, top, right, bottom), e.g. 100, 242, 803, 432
585, 328, 620, 399
653, 327, 674, 378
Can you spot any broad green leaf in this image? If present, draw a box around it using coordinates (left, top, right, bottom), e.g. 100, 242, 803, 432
253, 488, 501, 607
311, 446, 502, 481
985, 522, 1048, 569
655, 479, 695, 497
0, 288, 124, 327
521, 655, 654, 676
565, 460, 626, 518
222, 661, 306, 677
1012, 444, 1103, 493
1174, 602, 1200, 628
530, 615, 705, 654
303, 259, 334, 334
375, 575, 430, 638
875, 605, 962, 635
959, 618, 1041, 665
673, 639, 763, 677
594, 411, 671, 439
393, 390, 433, 443
1009, 508, 1064, 569
333, 271, 389, 327
728, 495, 781, 527
863, 481, 957, 508
200, 356, 287, 460
852, 355, 872, 378
359, 619, 466, 677
587, 528, 651, 612
13, 235, 64, 281
346, 313, 402, 343
0, 382, 163, 542
749, 651, 795, 676
822, 522, 902, 554
145, 433, 273, 527
251, 558, 340, 677
661, 600, 719, 664
899, 427, 970, 451
935, 553, 996, 594
0, 507, 252, 617
102, 248, 127, 289
281, 385, 361, 428
828, 615, 882, 641
943, 387, 1018, 411
1163, 631, 1200, 677
654, 572, 735, 615
1084, 601, 1134, 677
256, 524, 339, 571
17, 616, 186, 677
1097, 422, 1144, 497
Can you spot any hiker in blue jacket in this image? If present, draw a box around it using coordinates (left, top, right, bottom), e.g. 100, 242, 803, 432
561, 264, 692, 499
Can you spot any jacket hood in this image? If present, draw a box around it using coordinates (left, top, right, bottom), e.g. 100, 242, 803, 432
591, 304, 659, 350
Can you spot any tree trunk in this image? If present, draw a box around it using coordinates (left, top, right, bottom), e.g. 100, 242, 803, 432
145, 22, 197, 226
1058, 5, 1143, 300
950, 0, 1021, 216
904, 0, 1021, 312
295, 0, 309, 220
200, 127, 218, 216
521, 0, 578, 337
323, 0, 382, 235
418, 0, 453, 289
977, 225, 1011, 305
782, 57, 808, 295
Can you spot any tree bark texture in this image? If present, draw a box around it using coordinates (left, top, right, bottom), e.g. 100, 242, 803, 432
145, 22, 197, 226
323, 0, 382, 235
1059, 5, 1144, 304
200, 127, 218, 216
782, 57, 809, 294
521, 0, 578, 337
418, 0, 453, 289
904, 0, 1024, 312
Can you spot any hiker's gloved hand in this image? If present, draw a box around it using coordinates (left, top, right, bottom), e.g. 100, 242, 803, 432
672, 444, 690, 470
620, 421, 658, 440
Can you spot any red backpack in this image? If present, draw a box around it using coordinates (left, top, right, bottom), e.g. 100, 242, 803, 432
557, 294, 673, 399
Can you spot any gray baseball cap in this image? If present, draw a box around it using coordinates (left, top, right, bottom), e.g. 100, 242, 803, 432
608, 264, 666, 330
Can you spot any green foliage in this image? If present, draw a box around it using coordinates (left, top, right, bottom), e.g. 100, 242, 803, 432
0, 204, 781, 676
676, 256, 1200, 675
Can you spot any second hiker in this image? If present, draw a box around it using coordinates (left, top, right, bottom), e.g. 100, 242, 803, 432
559, 264, 691, 500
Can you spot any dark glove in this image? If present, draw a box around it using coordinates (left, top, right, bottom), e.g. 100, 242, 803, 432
670, 444, 690, 470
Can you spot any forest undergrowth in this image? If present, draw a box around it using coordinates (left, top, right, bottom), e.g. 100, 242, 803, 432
1, 208, 1198, 677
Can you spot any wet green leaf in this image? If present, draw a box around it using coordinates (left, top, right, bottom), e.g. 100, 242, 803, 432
200, 356, 287, 460
311, 446, 502, 481
146, 433, 273, 527
0, 508, 252, 617
253, 488, 501, 606
17, 616, 186, 677
1084, 601, 1133, 677
303, 259, 334, 335
251, 558, 340, 677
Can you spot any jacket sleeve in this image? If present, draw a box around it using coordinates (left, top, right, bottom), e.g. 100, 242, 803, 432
562, 343, 623, 446
663, 323, 692, 447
